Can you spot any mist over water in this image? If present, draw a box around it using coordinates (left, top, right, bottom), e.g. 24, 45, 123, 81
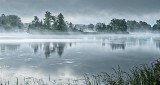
0, 33, 160, 84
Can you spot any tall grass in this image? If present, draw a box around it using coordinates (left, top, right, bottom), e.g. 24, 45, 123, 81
128, 60, 160, 85
83, 59, 160, 85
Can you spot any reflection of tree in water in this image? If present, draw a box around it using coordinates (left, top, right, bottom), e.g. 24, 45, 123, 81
0, 44, 20, 53
110, 43, 126, 50
69, 43, 72, 47
43, 43, 66, 58
30, 42, 67, 58
57, 43, 66, 57
0, 45, 5, 53
154, 39, 160, 49
31, 44, 41, 54
102, 38, 106, 47
139, 39, 148, 46
51, 43, 56, 53
44, 43, 51, 58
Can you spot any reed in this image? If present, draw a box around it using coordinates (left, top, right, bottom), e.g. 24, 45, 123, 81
83, 59, 160, 85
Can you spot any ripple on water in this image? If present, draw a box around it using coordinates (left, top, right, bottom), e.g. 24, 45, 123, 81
0, 58, 4, 60
63, 61, 74, 64
24, 58, 32, 62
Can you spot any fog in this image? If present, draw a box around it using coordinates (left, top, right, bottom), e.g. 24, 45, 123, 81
0, 33, 159, 44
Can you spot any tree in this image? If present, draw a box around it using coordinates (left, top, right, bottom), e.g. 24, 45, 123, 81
106, 25, 112, 31
139, 21, 151, 31
109, 19, 127, 32
127, 20, 151, 32
0, 14, 23, 32
28, 11, 70, 33
156, 20, 160, 24
127, 20, 140, 32
5, 15, 22, 27
57, 13, 67, 31
68, 22, 74, 31
57, 43, 65, 57
88, 24, 94, 30
44, 11, 52, 29
0, 14, 6, 25
28, 16, 44, 33
153, 20, 160, 32
96, 23, 107, 32
50, 15, 56, 30
32, 16, 40, 27
40, 19, 43, 27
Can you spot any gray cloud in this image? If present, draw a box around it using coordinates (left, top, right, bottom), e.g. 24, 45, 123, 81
0, 0, 160, 24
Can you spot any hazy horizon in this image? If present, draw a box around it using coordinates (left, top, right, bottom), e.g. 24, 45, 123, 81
0, 0, 160, 25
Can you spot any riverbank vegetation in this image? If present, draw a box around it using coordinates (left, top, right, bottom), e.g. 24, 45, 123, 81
83, 59, 160, 85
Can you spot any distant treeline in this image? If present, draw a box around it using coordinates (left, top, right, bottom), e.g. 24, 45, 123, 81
28, 12, 128, 33
0, 12, 160, 33
0, 14, 23, 32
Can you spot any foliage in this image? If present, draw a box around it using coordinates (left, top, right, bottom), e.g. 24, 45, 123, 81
96, 19, 128, 33
0, 14, 23, 32
28, 11, 67, 33
127, 20, 151, 32
153, 20, 160, 32
44, 11, 52, 29
127, 20, 140, 32
109, 19, 127, 32
88, 24, 94, 30
96, 23, 107, 32
83, 59, 160, 85
56, 13, 67, 31
68, 22, 77, 31
27, 13, 160, 33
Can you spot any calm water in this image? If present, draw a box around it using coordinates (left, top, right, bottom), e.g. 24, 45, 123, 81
0, 33, 160, 83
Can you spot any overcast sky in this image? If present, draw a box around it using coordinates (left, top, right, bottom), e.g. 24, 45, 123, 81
0, 0, 160, 25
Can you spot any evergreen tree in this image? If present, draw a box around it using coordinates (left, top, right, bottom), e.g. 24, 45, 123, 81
28, 11, 69, 33
28, 16, 42, 32
40, 19, 43, 27
32, 16, 40, 27
69, 22, 74, 31
1, 14, 6, 25
51, 15, 56, 30
57, 13, 67, 31
44, 11, 52, 29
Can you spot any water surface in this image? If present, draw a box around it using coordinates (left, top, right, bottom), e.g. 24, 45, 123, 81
0, 33, 160, 83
